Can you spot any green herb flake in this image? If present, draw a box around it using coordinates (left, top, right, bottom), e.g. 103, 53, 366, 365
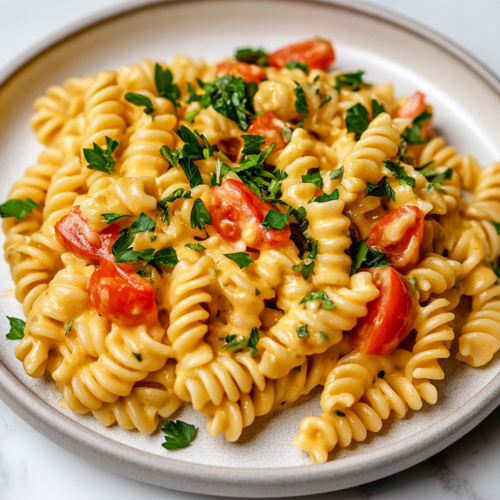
255, 289, 261, 296
241, 134, 265, 156
190, 199, 212, 230
154, 63, 181, 112
224, 252, 254, 269
162, 188, 192, 203
294, 82, 309, 117
132, 352, 142, 362
286, 61, 309, 73
248, 327, 260, 357
299, 291, 334, 311
160, 145, 180, 167
185, 243, 206, 252
491, 221, 500, 235
308, 188, 339, 204
427, 168, 453, 191
296, 325, 309, 338
6, 317, 25, 340
220, 334, 247, 353
292, 260, 315, 280
161, 420, 197, 450
124, 92, 154, 115
64, 320, 73, 336
371, 99, 386, 119
365, 179, 396, 203
0, 198, 39, 221
184, 110, 199, 122
383, 160, 416, 189
101, 213, 132, 225
152, 247, 179, 268
175, 126, 212, 160
235, 48, 269, 66
334, 71, 365, 93
301, 171, 323, 189
319, 332, 328, 342
179, 157, 203, 188
282, 124, 292, 143
318, 94, 332, 109
129, 213, 155, 235
330, 166, 344, 180
350, 238, 390, 274
401, 109, 432, 144
346, 103, 369, 140
261, 208, 291, 231
83, 136, 119, 174
335, 410, 346, 417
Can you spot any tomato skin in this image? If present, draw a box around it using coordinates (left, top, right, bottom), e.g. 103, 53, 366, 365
367, 206, 424, 272
209, 179, 290, 249
88, 260, 158, 326
55, 206, 119, 263
348, 267, 418, 356
397, 91, 433, 140
216, 61, 266, 83
247, 111, 287, 155
268, 39, 335, 71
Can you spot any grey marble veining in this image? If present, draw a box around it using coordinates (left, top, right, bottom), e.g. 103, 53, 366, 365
1, 0, 500, 499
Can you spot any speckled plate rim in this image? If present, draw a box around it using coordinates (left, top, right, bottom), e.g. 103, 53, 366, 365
1, 0, 500, 497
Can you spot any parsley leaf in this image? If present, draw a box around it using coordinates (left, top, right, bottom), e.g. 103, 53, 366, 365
160, 145, 180, 167
491, 221, 500, 235
84, 136, 119, 174
161, 420, 197, 450
186, 243, 206, 251
129, 213, 155, 235
179, 157, 203, 188
296, 325, 309, 338
241, 134, 265, 156
162, 188, 192, 203
401, 110, 432, 144
426, 168, 453, 191
154, 63, 180, 112
292, 260, 315, 280
175, 126, 212, 160
300, 291, 334, 310
64, 320, 73, 336
6, 317, 25, 340
346, 103, 369, 140
101, 213, 131, 224
235, 48, 269, 66
294, 82, 309, 117
305, 238, 318, 259
282, 124, 292, 143
301, 171, 323, 189
309, 188, 339, 204
0, 198, 39, 221
383, 160, 416, 189
350, 238, 390, 274
186, 82, 202, 104
318, 94, 332, 109
334, 71, 365, 93
132, 352, 142, 361
224, 252, 254, 269
268, 170, 288, 199
190, 199, 212, 229
248, 327, 260, 357
220, 334, 247, 353
365, 179, 396, 202
124, 92, 154, 115
184, 110, 199, 122
371, 99, 386, 119
261, 208, 291, 231
330, 166, 344, 180
157, 202, 170, 225
197, 74, 257, 131
286, 61, 309, 73
152, 247, 179, 268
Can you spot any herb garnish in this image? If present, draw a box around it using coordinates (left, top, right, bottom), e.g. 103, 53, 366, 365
83, 136, 119, 174
286, 61, 309, 73
175, 126, 212, 160
64, 320, 72, 336
6, 317, 25, 340
330, 166, 344, 180
224, 252, 254, 269
190, 199, 212, 229
383, 160, 416, 189
124, 92, 154, 115
101, 213, 132, 225
491, 221, 500, 235
309, 188, 339, 204
294, 82, 309, 116
350, 238, 390, 274
185, 243, 206, 251
162, 188, 192, 203
161, 420, 197, 450
179, 158, 203, 188
241, 134, 265, 156
0, 198, 39, 221
296, 325, 309, 338
154, 63, 180, 112
235, 48, 269, 66
334, 71, 364, 93
129, 213, 155, 235
301, 171, 323, 189
371, 99, 386, 119
401, 110, 432, 144
261, 207, 292, 231
132, 352, 142, 362
346, 103, 370, 140
365, 179, 396, 202
299, 291, 334, 310
248, 327, 260, 357
424, 168, 453, 191
160, 145, 180, 167
318, 94, 332, 109
282, 124, 292, 143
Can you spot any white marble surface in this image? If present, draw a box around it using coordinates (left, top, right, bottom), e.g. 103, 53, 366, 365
1, 0, 500, 499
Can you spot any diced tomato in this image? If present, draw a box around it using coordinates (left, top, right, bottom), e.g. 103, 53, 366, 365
55, 206, 119, 263
268, 39, 335, 71
246, 111, 287, 155
367, 206, 424, 272
397, 91, 433, 140
88, 260, 158, 326
216, 61, 266, 83
348, 267, 419, 356
209, 178, 290, 249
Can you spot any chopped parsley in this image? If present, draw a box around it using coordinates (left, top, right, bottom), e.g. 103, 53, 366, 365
286, 61, 309, 73
294, 82, 309, 116
261, 207, 292, 231
383, 160, 416, 189
292, 260, 315, 280
309, 188, 339, 204
219, 334, 247, 353
185, 243, 206, 251
365, 179, 396, 202
330, 166, 344, 180
425, 168, 453, 191
184, 110, 199, 122
335, 410, 346, 417
371, 99, 386, 119
101, 213, 132, 225
267, 170, 288, 199
154, 63, 180, 112
282, 124, 292, 143
64, 320, 72, 336
401, 110, 432, 144
0, 198, 39, 221
235, 47, 269, 66
175, 126, 212, 160
350, 238, 390, 274
299, 291, 334, 310
124, 92, 154, 115
6, 317, 25, 340
132, 352, 142, 362
301, 171, 323, 189
248, 327, 260, 357
334, 71, 364, 93
161, 420, 197, 450
255, 289, 261, 296
179, 158, 203, 188
190, 199, 212, 229
318, 94, 332, 109
319, 332, 328, 342
241, 134, 265, 156
346, 103, 369, 140
83, 136, 119, 174
129, 213, 155, 235
151, 247, 179, 268
162, 188, 192, 203
160, 145, 180, 167
491, 221, 500, 235
296, 325, 309, 338
224, 252, 254, 269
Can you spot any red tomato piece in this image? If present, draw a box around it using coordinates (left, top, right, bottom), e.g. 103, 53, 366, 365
348, 267, 419, 356
367, 206, 424, 272
55, 206, 119, 264
88, 260, 158, 326
209, 178, 290, 249
397, 91, 433, 140
247, 111, 287, 155
216, 61, 266, 83
268, 39, 335, 71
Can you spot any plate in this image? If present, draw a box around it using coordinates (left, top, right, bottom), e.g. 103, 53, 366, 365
1, 0, 500, 497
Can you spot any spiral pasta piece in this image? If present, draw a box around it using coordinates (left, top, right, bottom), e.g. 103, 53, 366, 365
464, 162, 500, 222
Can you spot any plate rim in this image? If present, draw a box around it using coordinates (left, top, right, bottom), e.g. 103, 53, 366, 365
1, 0, 500, 497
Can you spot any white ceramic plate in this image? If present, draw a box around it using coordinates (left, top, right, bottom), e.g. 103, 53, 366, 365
1, 0, 500, 497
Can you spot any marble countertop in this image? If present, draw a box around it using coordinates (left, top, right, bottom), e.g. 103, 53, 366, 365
1, 1, 500, 499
